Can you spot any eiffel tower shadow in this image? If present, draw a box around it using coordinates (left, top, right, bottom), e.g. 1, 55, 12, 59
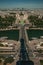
16, 38, 34, 65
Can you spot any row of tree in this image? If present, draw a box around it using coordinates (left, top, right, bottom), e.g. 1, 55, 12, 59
0, 15, 16, 28
0, 56, 14, 65
28, 15, 43, 28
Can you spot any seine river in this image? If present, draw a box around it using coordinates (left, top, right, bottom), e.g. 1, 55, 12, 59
0, 29, 43, 40
0, 30, 19, 41
27, 29, 43, 40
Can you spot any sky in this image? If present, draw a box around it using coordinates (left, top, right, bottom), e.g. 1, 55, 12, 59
0, 0, 43, 9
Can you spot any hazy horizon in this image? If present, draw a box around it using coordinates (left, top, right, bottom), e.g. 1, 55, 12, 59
0, 0, 43, 9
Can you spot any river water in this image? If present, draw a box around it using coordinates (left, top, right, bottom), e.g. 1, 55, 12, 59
27, 29, 43, 40
0, 29, 43, 40
0, 30, 19, 41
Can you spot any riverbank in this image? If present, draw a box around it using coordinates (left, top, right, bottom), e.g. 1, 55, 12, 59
29, 28, 43, 30
0, 27, 43, 31
0, 28, 20, 31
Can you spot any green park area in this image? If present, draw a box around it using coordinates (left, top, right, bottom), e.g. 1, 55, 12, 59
20, 20, 24, 25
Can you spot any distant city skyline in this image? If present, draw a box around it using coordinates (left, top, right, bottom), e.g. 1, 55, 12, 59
0, 0, 43, 9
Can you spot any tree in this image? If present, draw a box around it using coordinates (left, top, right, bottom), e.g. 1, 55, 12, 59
28, 15, 43, 28
38, 49, 43, 53
0, 43, 4, 47
4, 57, 14, 64
0, 59, 2, 63
5, 16, 16, 26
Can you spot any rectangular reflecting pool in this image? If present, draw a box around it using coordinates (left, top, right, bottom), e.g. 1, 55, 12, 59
0, 30, 19, 41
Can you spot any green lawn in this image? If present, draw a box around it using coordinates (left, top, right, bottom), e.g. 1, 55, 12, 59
20, 20, 24, 25
40, 60, 43, 65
